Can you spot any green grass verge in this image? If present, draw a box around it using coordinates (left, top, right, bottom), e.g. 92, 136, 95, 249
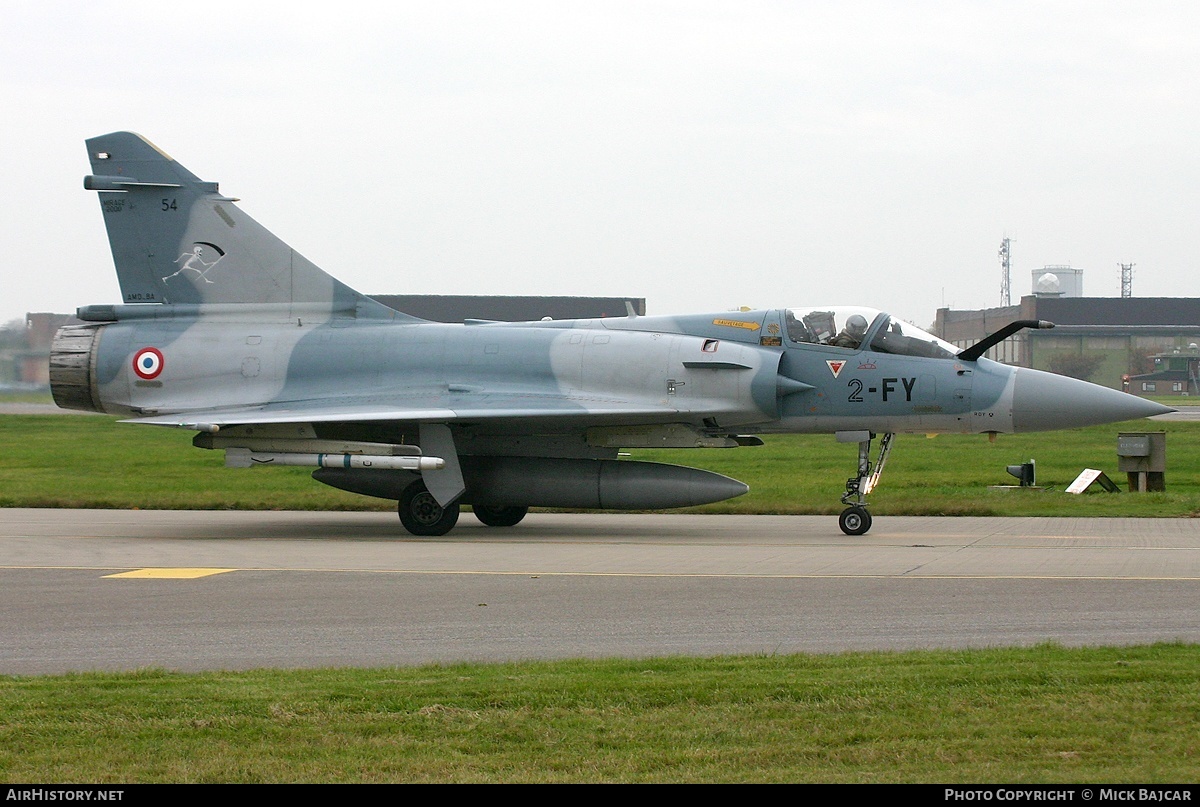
2, 414, 1196, 517
0, 415, 385, 511
0, 390, 54, 404
1, 644, 1197, 783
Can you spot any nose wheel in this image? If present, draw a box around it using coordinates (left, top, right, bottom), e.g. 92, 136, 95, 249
838, 506, 872, 536
837, 431, 894, 536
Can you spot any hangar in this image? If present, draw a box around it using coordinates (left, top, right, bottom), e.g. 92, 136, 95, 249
934, 296, 1200, 392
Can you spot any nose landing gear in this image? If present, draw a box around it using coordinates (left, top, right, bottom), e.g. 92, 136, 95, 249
837, 431, 894, 536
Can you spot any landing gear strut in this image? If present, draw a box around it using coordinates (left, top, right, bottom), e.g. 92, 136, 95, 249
838, 431, 894, 536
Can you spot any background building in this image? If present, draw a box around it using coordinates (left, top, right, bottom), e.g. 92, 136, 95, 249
934, 296, 1200, 392
1127, 347, 1200, 396
0, 313, 74, 389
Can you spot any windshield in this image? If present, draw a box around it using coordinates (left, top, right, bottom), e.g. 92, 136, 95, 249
784, 307, 958, 359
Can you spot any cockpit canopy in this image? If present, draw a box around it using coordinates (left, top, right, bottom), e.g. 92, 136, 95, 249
784, 307, 959, 360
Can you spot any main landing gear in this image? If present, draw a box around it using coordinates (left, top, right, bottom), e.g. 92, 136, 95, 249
397, 481, 530, 536
398, 480, 460, 536
472, 505, 529, 527
838, 431, 894, 536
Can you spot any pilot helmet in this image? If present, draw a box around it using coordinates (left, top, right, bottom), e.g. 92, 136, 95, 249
846, 314, 868, 335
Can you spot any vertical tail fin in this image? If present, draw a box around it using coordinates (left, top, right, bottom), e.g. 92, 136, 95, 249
83, 132, 395, 317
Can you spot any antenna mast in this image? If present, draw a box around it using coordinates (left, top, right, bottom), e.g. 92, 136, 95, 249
1120, 262, 1134, 298
999, 237, 1012, 306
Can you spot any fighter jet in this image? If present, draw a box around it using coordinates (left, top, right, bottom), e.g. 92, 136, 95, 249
51, 132, 1172, 536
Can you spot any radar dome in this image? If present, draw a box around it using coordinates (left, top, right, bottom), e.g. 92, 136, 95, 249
1035, 273, 1061, 294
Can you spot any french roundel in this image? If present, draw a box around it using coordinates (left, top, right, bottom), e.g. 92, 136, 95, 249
132, 347, 164, 380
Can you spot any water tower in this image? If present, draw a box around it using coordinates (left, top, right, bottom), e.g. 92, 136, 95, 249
1032, 265, 1083, 297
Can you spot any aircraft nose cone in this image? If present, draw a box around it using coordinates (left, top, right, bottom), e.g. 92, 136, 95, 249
1012, 368, 1175, 432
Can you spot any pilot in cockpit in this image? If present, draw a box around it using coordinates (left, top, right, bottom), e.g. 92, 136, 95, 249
830, 314, 868, 349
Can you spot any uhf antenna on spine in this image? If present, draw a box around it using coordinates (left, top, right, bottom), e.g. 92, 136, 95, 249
1120, 262, 1134, 298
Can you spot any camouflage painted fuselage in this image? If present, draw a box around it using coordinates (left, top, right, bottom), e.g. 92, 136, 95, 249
51, 132, 1171, 532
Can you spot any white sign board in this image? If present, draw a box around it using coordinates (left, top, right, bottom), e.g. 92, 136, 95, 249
1066, 468, 1119, 494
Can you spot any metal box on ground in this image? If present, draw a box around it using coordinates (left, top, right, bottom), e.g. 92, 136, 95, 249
1117, 432, 1166, 492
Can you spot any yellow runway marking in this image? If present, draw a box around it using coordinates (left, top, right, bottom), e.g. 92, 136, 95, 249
103, 569, 1200, 581
2, 565, 1195, 581
104, 568, 237, 579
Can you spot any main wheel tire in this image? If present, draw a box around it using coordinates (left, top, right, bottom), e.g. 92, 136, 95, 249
838, 506, 872, 536
398, 481, 460, 536
473, 505, 529, 527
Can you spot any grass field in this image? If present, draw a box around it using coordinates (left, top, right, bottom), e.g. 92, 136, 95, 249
2, 409, 1197, 783
2, 645, 1198, 783
1, 412, 1195, 518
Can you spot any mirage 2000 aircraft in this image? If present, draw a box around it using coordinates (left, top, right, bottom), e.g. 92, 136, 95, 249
50, 132, 1172, 536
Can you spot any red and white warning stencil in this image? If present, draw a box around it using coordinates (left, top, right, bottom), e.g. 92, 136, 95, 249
132, 347, 164, 379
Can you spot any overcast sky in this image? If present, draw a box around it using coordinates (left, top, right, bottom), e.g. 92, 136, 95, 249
2, 1, 1197, 329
